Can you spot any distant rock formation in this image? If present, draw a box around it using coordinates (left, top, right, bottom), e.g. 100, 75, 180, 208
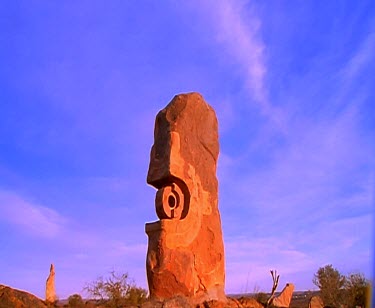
271, 283, 294, 307
145, 93, 226, 304
0, 284, 47, 308
308, 295, 324, 308
45, 263, 56, 303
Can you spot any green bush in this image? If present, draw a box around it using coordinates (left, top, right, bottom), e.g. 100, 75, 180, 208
313, 264, 345, 306
313, 265, 371, 307
126, 286, 148, 305
67, 293, 84, 307
84, 270, 148, 307
344, 272, 371, 307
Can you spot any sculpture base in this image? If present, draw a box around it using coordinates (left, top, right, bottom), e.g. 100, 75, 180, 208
145, 221, 226, 303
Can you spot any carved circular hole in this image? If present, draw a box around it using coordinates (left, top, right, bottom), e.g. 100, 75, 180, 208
168, 195, 176, 209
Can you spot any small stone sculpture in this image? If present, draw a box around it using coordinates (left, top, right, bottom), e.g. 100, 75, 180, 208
145, 93, 226, 304
45, 263, 56, 303
271, 283, 294, 307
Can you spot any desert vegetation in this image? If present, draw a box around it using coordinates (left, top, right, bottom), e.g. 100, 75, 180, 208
67, 294, 85, 307
246, 265, 371, 308
82, 271, 148, 307
1, 266, 371, 308
48, 270, 147, 307
312, 264, 371, 308
58, 265, 370, 307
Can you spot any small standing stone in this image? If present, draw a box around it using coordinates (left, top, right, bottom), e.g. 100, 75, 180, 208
271, 283, 294, 307
45, 263, 56, 303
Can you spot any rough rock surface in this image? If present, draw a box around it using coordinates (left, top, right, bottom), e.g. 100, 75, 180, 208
271, 283, 294, 307
0, 284, 47, 308
45, 263, 56, 303
140, 296, 257, 308
308, 295, 324, 308
145, 93, 225, 304
197, 298, 245, 308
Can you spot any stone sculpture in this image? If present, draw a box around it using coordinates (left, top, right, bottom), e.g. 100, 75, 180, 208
271, 283, 294, 307
145, 92, 226, 304
45, 264, 56, 303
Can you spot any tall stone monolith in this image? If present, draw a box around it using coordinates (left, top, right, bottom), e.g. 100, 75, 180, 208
45, 263, 56, 303
145, 92, 226, 304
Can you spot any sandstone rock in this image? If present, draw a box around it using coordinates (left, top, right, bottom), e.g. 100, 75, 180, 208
162, 296, 192, 308
270, 283, 294, 307
141, 297, 244, 308
198, 299, 242, 308
0, 284, 47, 308
308, 295, 324, 308
199, 300, 227, 308
145, 93, 225, 304
45, 263, 56, 303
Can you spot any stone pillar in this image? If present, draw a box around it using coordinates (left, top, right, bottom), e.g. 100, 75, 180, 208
145, 93, 226, 303
45, 263, 56, 303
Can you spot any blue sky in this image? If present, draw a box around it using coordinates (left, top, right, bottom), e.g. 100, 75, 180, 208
0, 0, 374, 299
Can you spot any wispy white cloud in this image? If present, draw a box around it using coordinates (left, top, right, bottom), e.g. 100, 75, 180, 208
224, 102, 372, 221
0, 186, 117, 246
195, 1, 374, 291
339, 30, 375, 82
211, 1, 265, 102
191, 0, 286, 128
333, 28, 375, 113
218, 50, 373, 288
0, 189, 66, 238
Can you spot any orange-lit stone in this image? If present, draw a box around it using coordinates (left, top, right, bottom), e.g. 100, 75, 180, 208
45, 264, 56, 303
271, 283, 294, 307
145, 93, 225, 303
